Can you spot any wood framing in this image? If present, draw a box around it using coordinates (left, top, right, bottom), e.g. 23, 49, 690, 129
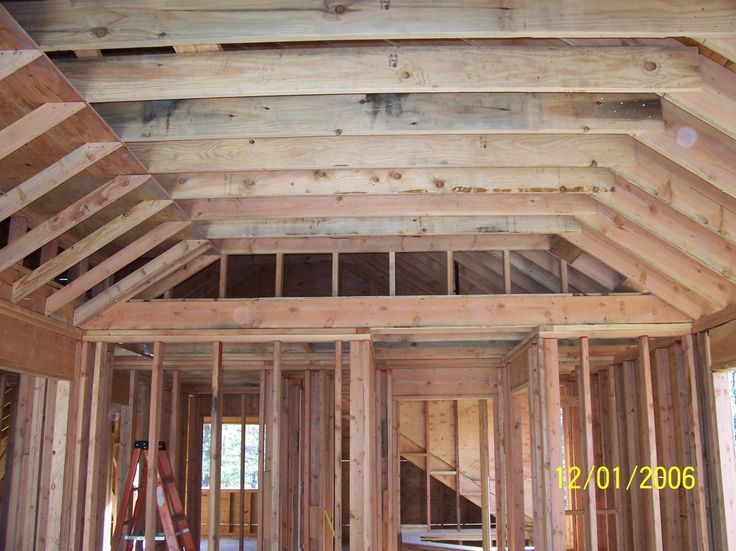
98, 93, 663, 141
144, 341, 164, 549
0, 102, 85, 160
0, 48, 41, 78
268, 341, 282, 549
44, 221, 189, 315
208, 341, 224, 551
57, 46, 700, 102
349, 339, 377, 550
0, 142, 121, 223
576, 337, 598, 550
159, 168, 613, 199
200, 215, 582, 239
7, 1, 735, 50
183, 194, 596, 220
82, 295, 691, 330
72, 239, 211, 325
11, 200, 173, 303
130, 135, 636, 173
0, 174, 149, 274
2, 4, 736, 551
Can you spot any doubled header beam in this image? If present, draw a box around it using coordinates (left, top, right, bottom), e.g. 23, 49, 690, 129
81, 294, 691, 330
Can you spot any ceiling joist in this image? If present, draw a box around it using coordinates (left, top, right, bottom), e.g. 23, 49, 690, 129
55, 46, 701, 103
182, 194, 596, 221
128, 135, 636, 173
7, 1, 735, 50
199, 215, 581, 240
157, 168, 615, 199
95, 93, 664, 141
214, 234, 552, 255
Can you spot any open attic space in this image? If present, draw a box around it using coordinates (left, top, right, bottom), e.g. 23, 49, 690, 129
0, 2, 735, 550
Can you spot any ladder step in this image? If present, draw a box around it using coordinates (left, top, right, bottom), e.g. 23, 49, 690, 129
122, 534, 168, 541
112, 447, 195, 551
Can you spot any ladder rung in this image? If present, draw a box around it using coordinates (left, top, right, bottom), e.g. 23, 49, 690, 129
122, 535, 168, 541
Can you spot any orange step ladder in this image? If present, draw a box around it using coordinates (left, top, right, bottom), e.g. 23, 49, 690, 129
112, 440, 196, 550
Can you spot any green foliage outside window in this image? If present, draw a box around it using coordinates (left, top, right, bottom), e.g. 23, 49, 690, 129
201, 423, 259, 489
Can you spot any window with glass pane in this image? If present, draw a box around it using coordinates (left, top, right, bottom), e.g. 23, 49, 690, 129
201, 423, 259, 489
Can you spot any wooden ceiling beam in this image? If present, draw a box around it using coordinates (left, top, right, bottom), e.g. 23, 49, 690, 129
613, 144, 736, 245
8, 2, 734, 50
11, 200, 172, 303
44, 220, 190, 315
0, 7, 205, 252
536, 323, 692, 339
73, 239, 212, 325
595, 176, 736, 282
81, 294, 691, 331
664, 56, 736, 142
136, 254, 220, 300
637, 100, 736, 200
565, 251, 626, 292
0, 48, 41, 79
691, 38, 736, 64
55, 46, 700, 103
172, 44, 222, 54
96, 93, 663, 141
215, 234, 551, 255
198, 215, 581, 239
0, 174, 149, 274
574, 210, 734, 312
0, 102, 86, 160
157, 168, 614, 199
182, 194, 596, 221
0, 142, 121, 223
558, 228, 717, 319
129, 135, 636, 173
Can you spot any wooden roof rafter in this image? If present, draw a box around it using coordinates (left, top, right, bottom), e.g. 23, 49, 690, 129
7, 1, 735, 50
72, 238, 213, 325
0, 5, 212, 322
1, 5, 735, 330
51, 45, 701, 102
